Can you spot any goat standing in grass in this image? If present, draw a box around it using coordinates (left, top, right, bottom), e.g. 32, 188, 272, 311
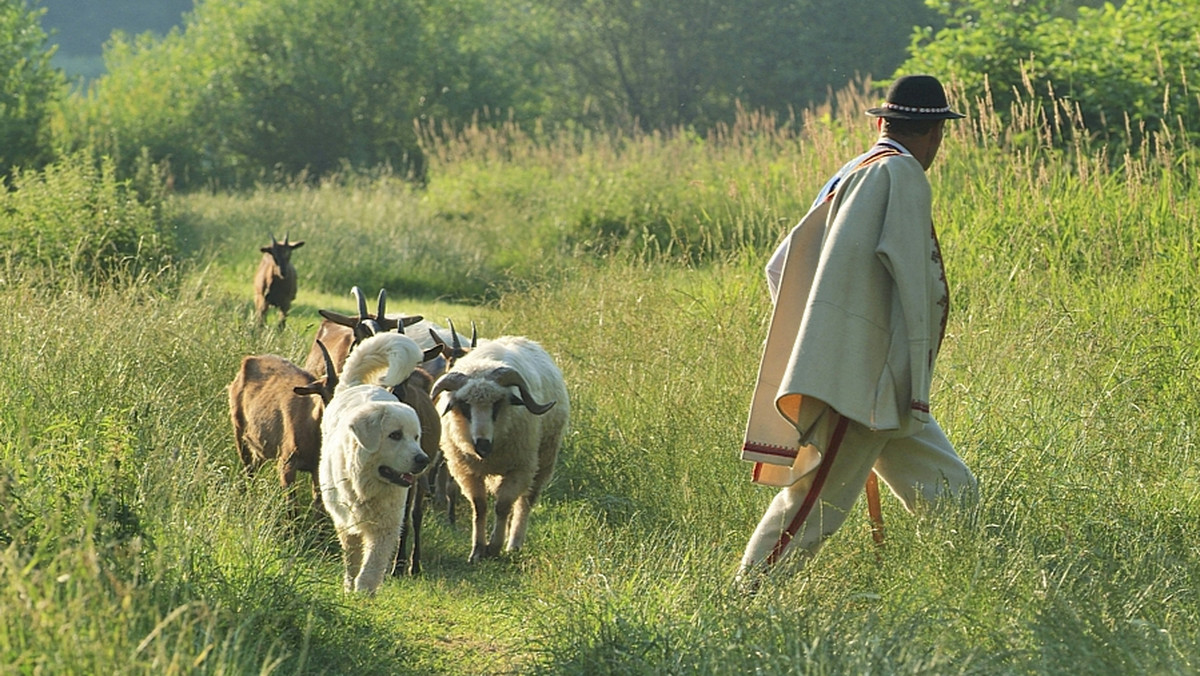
228, 341, 338, 515
431, 336, 569, 563
254, 234, 304, 328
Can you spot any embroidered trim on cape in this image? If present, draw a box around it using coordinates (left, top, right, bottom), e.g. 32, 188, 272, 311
742, 442, 798, 459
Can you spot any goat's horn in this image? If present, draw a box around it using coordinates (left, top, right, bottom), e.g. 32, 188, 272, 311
271, 234, 278, 246
317, 339, 339, 397
429, 327, 446, 347
319, 309, 356, 327
447, 318, 462, 351
430, 372, 469, 404
470, 321, 478, 348
352, 286, 368, 321
491, 367, 555, 415
376, 288, 387, 321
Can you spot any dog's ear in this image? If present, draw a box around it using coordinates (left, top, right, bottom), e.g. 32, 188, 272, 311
348, 404, 386, 453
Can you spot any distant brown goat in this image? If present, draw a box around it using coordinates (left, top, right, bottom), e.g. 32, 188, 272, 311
228, 340, 338, 513
254, 234, 304, 327
303, 286, 422, 377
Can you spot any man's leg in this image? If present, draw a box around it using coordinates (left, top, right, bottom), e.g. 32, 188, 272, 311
738, 419, 887, 578
872, 418, 976, 513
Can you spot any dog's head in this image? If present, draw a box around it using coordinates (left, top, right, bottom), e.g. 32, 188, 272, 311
347, 400, 429, 487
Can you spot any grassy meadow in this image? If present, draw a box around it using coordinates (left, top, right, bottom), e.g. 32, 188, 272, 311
2, 85, 1199, 674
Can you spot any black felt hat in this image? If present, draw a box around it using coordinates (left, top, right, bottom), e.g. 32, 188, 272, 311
866, 75, 965, 120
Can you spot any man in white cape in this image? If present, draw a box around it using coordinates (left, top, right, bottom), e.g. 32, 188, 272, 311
737, 75, 977, 586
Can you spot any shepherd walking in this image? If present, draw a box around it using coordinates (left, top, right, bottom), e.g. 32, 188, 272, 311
737, 75, 978, 588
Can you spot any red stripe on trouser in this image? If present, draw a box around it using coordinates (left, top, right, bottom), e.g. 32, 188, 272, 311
764, 415, 850, 566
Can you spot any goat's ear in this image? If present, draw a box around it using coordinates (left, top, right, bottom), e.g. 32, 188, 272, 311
293, 383, 321, 397
260, 246, 272, 254
400, 315, 424, 327
421, 345, 442, 363
390, 384, 409, 405
290, 240, 305, 249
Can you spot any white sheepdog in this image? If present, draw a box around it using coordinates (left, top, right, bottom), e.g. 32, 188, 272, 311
320, 332, 429, 594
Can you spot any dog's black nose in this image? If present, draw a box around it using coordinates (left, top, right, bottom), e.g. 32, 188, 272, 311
473, 438, 492, 458
414, 454, 430, 472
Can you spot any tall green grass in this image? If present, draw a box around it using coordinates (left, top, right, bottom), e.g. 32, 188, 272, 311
2, 82, 1198, 673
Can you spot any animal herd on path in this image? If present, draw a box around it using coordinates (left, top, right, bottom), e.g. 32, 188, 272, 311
230, 236, 570, 595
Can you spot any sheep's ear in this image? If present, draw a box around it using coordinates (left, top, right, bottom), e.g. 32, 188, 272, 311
349, 405, 384, 453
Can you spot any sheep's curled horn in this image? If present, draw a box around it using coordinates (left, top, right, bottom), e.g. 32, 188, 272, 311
431, 367, 556, 415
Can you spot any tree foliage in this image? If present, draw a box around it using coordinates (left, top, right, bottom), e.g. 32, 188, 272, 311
54, 0, 935, 187
0, 0, 64, 178
902, 0, 1200, 147
541, 0, 933, 132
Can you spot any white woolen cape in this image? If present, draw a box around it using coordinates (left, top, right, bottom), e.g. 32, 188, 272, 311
741, 154, 947, 486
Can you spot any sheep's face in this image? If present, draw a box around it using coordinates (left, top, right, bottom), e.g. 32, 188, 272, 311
444, 379, 518, 459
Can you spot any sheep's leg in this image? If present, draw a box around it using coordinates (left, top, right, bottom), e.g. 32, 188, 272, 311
488, 479, 525, 558
435, 462, 458, 525
340, 532, 364, 592
460, 476, 489, 563
506, 494, 532, 552
506, 447, 555, 552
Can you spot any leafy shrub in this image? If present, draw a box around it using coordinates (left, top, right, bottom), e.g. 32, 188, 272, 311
0, 153, 176, 287
903, 0, 1200, 149
0, 0, 65, 178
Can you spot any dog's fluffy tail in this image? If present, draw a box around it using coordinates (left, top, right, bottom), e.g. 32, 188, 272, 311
338, 332, 423, 390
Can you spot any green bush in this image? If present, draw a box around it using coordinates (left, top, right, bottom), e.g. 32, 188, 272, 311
903, 0, 1200, 148
0, 0, 65, 178
0, 153, 176, 288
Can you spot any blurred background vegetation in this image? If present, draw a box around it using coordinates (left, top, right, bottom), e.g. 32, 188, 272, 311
13, 0, 1192, 190
3, 0, 1199, 287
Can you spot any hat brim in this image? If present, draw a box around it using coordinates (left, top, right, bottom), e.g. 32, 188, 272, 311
866, 107, 965, 120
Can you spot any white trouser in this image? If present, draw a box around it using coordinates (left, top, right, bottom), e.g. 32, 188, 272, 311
739, 416, 976, 575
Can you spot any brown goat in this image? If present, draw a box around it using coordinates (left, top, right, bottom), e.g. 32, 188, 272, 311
254, 234, 304, 327
303, 286, 423, 378
390, 368, 442, 575
228, 341, 337, 513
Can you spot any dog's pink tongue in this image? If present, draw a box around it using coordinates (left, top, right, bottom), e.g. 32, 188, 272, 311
402, 473, 416, 485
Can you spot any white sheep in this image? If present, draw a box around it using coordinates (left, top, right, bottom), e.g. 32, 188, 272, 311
254, 234, 304, 327
430, 336, 569, 563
